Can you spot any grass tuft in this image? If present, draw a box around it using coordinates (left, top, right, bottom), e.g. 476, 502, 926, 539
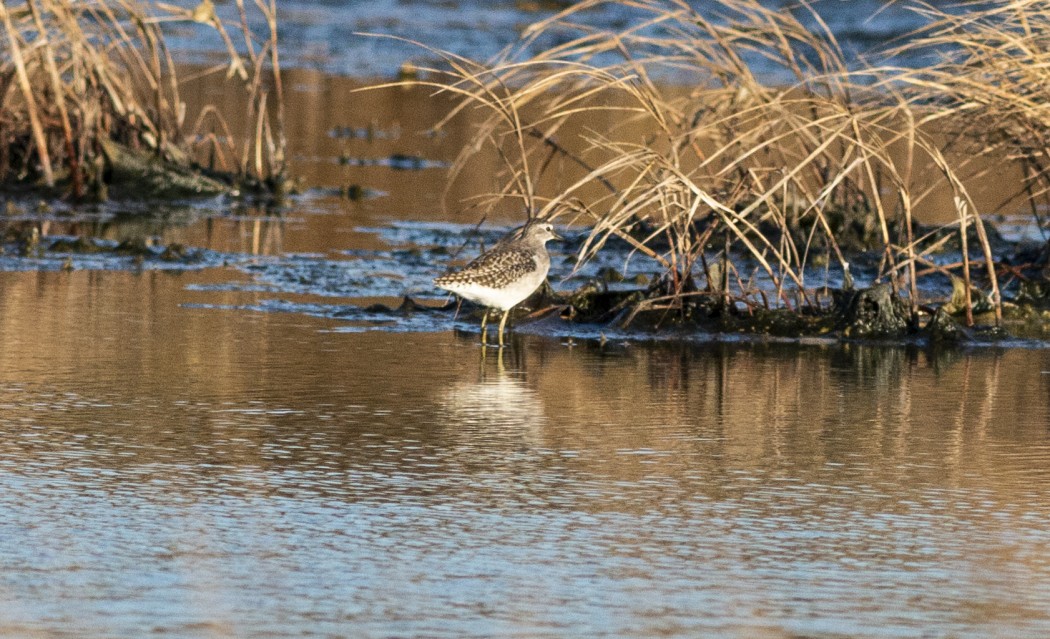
0, 0, 287, 199
376, 0, 1050, 328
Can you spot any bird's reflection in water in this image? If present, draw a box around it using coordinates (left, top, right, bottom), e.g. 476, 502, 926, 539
438, 337, 548, 456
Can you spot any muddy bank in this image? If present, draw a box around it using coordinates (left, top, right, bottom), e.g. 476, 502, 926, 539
350, 221, 1050, 346
384, 280, 1020, 346
3, 212, 1049, 345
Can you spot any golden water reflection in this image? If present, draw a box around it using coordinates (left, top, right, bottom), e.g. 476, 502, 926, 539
1, 269, 1050, 636
0, 269, 1047, 489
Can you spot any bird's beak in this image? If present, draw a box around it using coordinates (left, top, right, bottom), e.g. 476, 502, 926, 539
552, 228, 564, 241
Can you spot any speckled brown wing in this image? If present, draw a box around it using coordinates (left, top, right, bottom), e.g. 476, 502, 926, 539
434, 246, 538, 290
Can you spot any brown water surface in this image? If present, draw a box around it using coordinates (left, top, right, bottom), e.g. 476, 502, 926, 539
2, 63, 1050, 639
1, 270, 1050, 638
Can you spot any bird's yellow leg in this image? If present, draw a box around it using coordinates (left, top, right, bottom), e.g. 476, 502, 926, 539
498, 309, 510, 348
480, 310, 489, 346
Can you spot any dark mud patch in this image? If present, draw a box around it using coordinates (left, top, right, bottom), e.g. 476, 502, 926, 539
184, 295, 459, 334
335, 153, 448, 171
0, 232, 231, 272
0, 189, 335, 274
204, 221, 657, 303
177, 219, 1050, 347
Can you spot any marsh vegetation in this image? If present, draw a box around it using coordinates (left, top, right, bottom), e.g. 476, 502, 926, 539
0, 0, 287, 200
386, 0, 1050, 341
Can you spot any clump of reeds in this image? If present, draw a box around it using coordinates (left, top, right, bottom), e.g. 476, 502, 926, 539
384, 0, 1012, 327
0, 0, 286, 199
888, 0, 1050, 321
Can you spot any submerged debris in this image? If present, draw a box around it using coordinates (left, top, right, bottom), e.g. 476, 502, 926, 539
359, 296, 453, 316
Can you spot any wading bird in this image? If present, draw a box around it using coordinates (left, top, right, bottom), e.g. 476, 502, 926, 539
434, 220, 562, 347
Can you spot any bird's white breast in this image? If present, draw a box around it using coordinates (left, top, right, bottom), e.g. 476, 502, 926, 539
440, 267, 546, 311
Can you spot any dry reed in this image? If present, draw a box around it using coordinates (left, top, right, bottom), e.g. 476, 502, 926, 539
378, 0, 1031, 326
0, 0, 286, 198
885, 0, 1050, 323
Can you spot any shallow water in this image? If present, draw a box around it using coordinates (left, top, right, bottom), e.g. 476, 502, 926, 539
169, 0, 962, 79
1, 270, 1050, 638
4, 3, 1050, 637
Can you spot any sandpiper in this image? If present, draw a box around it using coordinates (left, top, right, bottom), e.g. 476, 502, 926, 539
435, 220, 562, 346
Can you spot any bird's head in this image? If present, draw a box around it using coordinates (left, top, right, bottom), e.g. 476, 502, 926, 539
523, 220, 563, 244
